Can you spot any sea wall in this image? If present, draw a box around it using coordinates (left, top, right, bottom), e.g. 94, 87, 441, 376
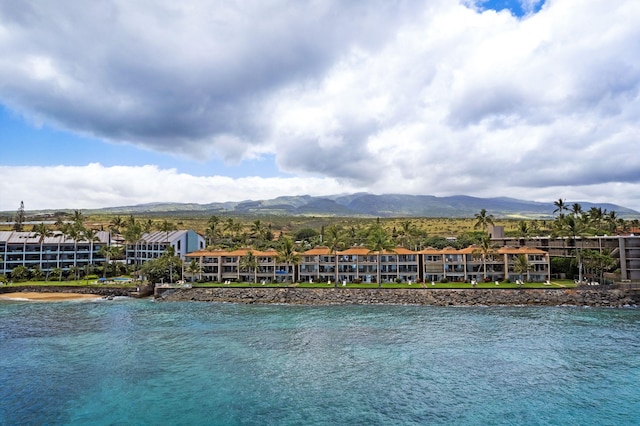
0, 286, 135, 297
155, 287, 640, 307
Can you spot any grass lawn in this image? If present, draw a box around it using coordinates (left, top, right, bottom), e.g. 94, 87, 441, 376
2, 279, 577, 290
192, 279, 578, 289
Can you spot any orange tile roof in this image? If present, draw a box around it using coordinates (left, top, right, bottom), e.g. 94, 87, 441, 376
186, 248, 285, 258
304, 247, 332, 255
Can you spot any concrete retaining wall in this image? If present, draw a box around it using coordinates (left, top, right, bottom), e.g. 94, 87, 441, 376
0, 286, 134, 297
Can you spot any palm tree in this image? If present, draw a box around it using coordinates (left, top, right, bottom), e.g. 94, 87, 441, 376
587, 207, 604, 234
224, 218, 237, 239
99, 245, 120, 278
570, 203, 583, 217
250, 220, 265, 240
72, 210, 84, 226
109, 216, 124, 235
54, 213, 66, 231
276, 237, 300, 284
123, 216, 143, 266
323, 225, 345, 287
553, 198, 568, 217
473, 234, 498, 281
239, 251, 259, 284
62, 223, 85, 280
32, 223, 53, 279
186, 259, 202, 283
82, 228, 101, 271
398, 220, 415, 248
206, 216, 221, 246
142, 219, 154, 234
158, 220, 176, 248
512, 254, 533, 283
605, 210, 619, 235
365, 225, 396, 288
473, 209, 495, 233
32, 222, 53, 241
561, 214, 586, 283
517, 220, 529, 246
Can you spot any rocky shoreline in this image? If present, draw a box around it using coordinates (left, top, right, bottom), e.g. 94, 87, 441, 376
3, 285, 638, 307
155, 287, 640, 308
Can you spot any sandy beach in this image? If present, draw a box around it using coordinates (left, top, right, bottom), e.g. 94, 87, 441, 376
0, 292, 102, 302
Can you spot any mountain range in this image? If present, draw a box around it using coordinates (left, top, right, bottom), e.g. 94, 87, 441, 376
79, 193, 639, 218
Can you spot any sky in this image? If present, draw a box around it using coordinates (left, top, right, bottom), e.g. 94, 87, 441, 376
1, 0, 639, 212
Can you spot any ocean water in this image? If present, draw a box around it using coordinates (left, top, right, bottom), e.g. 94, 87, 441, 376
1, 300, 639, 426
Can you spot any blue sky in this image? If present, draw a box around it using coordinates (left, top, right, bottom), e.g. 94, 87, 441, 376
1, 0, 639, 212
0, 105, 281, 178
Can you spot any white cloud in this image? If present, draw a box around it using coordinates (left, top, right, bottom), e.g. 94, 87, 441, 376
0, 164, 363, 210
0, 0, 639, 211
0, 163, 638, 212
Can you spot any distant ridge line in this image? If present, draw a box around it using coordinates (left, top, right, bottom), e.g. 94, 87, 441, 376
12, 194, 638, 219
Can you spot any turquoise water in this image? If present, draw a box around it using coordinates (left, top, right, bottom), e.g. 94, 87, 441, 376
1, 300, 639, 425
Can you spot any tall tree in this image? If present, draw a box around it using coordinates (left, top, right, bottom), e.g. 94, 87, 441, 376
473, 234, 498, 280
13, 201, 25, 231
239, 251, 259, 284
517, 220, 529, 246
109, 216, 124, 235
123, 215, 143, 266
32, 222, 53, 242
512, 254, 533, 283
553, 198, 568, 217
99, 245, 121, 278
186, 259, 202, 283
62, 222, 85, 280
32, 223, 53, 279
276, 237, 300, 283
72, 210, 84, 227
473, 209, 495, 233
570, 203, 583, 217
365, 225, 396, 288
561, 214, 586, 283
142, 219, 154, 234
158, 220, 176, 245
324, 225, 345, 287
605, 210, 619, 235
82, 228, 101, 267
398, 220, 415, 248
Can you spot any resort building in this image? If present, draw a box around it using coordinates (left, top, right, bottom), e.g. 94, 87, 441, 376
489, 226, 640, 281
185, 248, 295, 283
125, 230, 205, 265
187, 245, 550, 284
0, 230, 109, 276
421, 246, 551, 283
0, 229, 206, 277
298, 247, 419, 284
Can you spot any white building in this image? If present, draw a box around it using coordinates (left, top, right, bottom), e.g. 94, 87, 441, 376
0, 230, 109, 276
125, 230, 205, 265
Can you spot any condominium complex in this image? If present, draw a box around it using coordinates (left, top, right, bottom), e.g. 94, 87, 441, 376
125, 230, 206, 265
3, 226, 637, 282
489, 226, 640, 280
0, 229, 205, 276
185, 245, 550, 284
0, 230, 109, 276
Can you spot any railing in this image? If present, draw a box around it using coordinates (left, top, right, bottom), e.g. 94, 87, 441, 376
611, 281, 640, 290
